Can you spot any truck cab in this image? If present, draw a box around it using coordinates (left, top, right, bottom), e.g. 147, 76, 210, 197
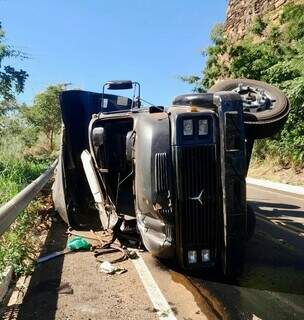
53, 79, 289, 276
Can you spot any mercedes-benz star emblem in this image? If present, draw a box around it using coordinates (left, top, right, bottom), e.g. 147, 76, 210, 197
189, 189, 204, 206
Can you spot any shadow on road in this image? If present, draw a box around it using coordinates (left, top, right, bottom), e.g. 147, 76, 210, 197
241, 228, 304, 295
249, 200, 304, 231
158, 199, 304, 319
16, 214, 68, 320
250, 201, 301, 210
164, 216, 304, 296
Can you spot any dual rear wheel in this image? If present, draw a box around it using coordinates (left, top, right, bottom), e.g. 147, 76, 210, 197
173, 78, 290, 139
209, 78, 290, 139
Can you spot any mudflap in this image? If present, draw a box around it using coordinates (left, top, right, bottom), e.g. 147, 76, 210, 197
214, 92, 247, 278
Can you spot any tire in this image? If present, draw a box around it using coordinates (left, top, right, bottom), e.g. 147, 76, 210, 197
208, 78, 290, 139
245, 204, 256, 241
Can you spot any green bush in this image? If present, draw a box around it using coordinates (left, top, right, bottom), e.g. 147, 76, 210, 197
0, 133, 50, 276
0, 207, 38, 276
182, 3, 304, 167
251, 16, 267, 35
281, 3, 304, 40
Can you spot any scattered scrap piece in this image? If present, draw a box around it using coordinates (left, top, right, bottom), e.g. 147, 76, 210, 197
67, 236, 91, 251
38, 236, 91, 264
58, 282, 73, 294
37, 249, 71, 264
99, 261, 127, 275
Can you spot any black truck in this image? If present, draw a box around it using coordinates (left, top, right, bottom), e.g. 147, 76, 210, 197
53, 79, 289, 277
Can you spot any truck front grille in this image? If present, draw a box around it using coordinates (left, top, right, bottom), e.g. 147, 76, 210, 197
174, 144, 222, 265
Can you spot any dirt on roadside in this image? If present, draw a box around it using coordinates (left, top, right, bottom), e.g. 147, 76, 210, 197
249, 159, 304, 186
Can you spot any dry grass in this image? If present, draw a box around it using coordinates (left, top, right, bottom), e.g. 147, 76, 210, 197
248, 158, 304, 186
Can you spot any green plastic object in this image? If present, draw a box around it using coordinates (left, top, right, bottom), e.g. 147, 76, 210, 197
67, 236, 91, 251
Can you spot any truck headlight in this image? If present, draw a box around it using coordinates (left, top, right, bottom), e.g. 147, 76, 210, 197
198, 119, 208, 135
187, 250, 197, 264
201, 249, 210, 262
183, 119, 193, 136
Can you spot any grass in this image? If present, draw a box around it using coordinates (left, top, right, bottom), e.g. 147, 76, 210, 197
0, 134, 51, 277
0, 158, 49, 204
249, 157, 304, 186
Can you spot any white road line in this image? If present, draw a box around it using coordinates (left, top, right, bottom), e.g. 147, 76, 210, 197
132, 255, 177, 320
247, 177, 304, 196
248, 184, 304, 201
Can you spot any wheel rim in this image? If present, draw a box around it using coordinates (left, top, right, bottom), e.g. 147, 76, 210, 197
233, 83, 276, 113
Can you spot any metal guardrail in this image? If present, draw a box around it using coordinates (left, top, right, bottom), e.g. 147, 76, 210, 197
0, 159, 58, 237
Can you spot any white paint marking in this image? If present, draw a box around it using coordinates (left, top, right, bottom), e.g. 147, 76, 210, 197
248, 184, 303, 201
259, 206, 273, 211
132, 255, 177, 320
247, 177, 304, 196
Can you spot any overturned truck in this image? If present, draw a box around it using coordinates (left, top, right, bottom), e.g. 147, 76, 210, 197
53, 79, 289, 277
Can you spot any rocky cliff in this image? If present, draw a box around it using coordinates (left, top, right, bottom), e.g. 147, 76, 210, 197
225, 0, 292, 40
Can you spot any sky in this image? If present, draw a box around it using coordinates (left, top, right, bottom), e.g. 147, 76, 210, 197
1, 0, 227, 106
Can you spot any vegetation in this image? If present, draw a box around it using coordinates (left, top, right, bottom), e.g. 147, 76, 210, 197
22, 84, 63, 150
0, 22, 61, 276
251, 15, 268, 36
0, 115, 52, 276
182, 3, 304, 168
0, 22, 28, 116
0, 140, 52, 276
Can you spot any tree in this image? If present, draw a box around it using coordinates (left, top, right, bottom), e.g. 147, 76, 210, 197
0, 22, 28, 115
23, 85, 63, 150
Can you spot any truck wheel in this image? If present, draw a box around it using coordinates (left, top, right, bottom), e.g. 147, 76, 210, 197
208, 79, 290, 139
246, 204, 256, 241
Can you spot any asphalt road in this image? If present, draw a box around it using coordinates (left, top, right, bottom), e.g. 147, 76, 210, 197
187, 185, 304, 320
1, 184, 303, 320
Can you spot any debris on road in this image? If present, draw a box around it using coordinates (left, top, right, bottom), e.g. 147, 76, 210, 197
67, 226, 140, 263
127, 249, 138, 260
58, 282, 73, 294
67, 236, 91, 251
66, 227, 103, 242
94, 243, 138, 264
39, 227, 139, 266
37, 248, 71, 263
99, 261, 127, 275
38, 236, 91, 264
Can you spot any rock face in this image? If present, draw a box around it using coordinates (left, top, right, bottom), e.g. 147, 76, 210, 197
225, 0, 290, 40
